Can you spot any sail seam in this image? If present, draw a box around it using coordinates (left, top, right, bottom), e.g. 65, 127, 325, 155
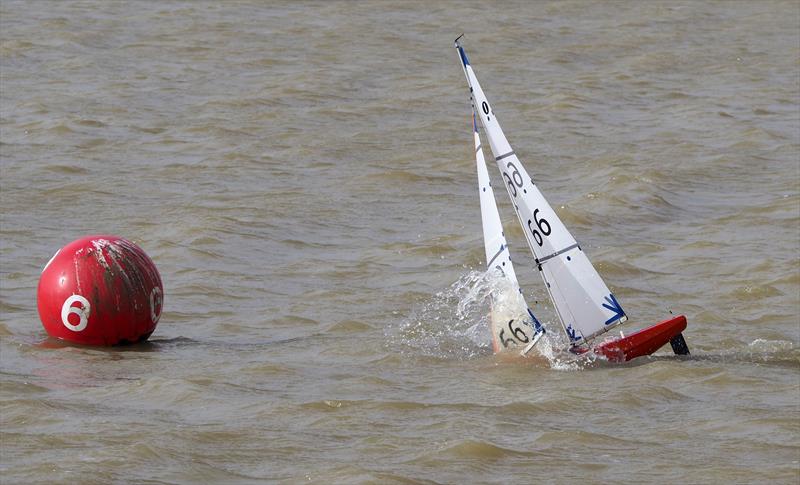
495, 150, 515, 161
487, 245, 505, 267
535, 243, 580, 265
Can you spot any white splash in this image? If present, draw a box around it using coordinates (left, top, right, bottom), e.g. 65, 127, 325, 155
387, 270, 584, 369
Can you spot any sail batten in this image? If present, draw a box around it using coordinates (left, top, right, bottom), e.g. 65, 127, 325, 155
537, 243, 580, 265
495, 151, 516, 161
457, 40, 626, 347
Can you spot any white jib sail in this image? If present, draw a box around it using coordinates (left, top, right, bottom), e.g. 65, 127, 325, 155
473, 113, 544, 353
457, 39, 627, 347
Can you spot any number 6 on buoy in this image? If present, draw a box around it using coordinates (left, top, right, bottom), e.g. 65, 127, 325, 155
61, 295, 90, 332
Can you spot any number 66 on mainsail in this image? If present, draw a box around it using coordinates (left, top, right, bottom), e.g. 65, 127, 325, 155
456, 36, 690, 361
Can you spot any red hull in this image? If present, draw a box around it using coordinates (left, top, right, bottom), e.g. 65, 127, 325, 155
593, 315, 688, 362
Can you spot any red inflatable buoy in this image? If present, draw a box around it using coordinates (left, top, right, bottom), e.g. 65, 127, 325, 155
37, 235, 163, 346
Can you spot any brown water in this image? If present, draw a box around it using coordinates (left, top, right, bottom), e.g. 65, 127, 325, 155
1, 1, 799, 483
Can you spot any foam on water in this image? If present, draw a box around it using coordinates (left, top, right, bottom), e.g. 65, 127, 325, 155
713, 339, 798, 367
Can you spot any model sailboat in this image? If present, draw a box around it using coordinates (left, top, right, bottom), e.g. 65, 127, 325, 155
457, 36, 689, 362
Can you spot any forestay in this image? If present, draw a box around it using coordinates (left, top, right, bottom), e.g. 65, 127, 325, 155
473, 113, 543, 353
457, 40, 627, 346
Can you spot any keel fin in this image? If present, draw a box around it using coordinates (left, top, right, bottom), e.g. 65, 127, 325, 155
669, 332, 690, 355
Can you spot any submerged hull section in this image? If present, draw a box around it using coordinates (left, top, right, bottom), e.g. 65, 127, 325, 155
592, 315, 688, 362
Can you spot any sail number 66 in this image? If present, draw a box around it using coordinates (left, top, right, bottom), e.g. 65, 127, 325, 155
499, 319, 529, 348
501, 161, 553, 246
528, 209, 551, 246
502, 162, 524, 197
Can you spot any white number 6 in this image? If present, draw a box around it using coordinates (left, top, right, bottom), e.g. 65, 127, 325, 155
61, 295, 90, 332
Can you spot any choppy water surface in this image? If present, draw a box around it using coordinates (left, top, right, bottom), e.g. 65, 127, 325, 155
1, 1, 798, 483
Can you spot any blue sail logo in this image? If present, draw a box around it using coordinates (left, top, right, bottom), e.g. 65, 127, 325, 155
565, 323, 581, 342
602, 294, 626, 325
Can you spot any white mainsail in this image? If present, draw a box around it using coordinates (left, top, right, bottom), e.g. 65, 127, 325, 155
457, 39, 627, 347
473, 112, 544, 353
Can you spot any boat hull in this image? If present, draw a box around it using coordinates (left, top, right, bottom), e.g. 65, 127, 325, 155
592, 315, 688, 362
